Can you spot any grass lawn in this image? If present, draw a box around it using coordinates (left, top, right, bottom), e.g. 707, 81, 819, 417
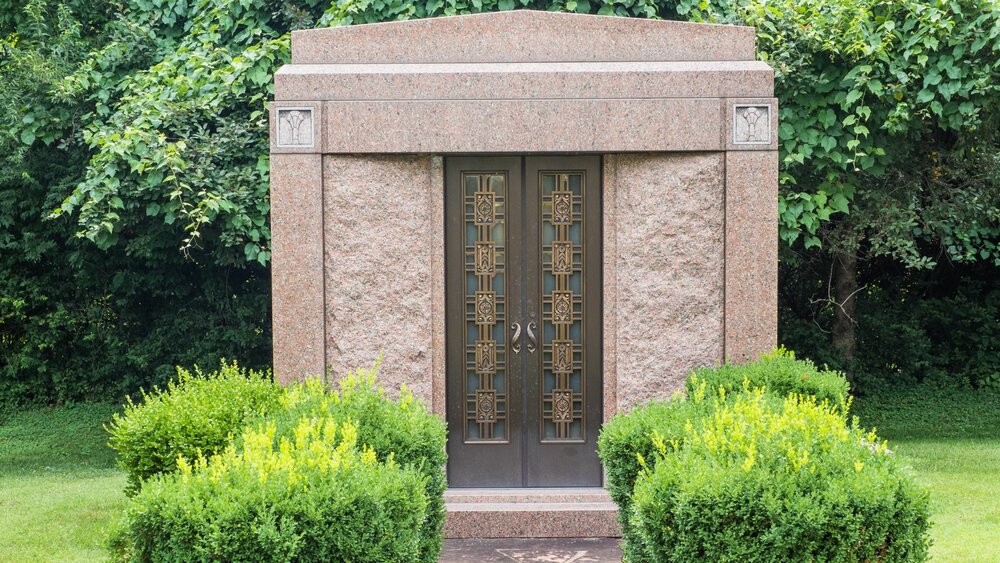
0, 403, 127, 562
853, 387, 1000, 563
0, 389, 996, 561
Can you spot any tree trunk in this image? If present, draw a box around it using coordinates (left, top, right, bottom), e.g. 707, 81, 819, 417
831, 249, 858, 379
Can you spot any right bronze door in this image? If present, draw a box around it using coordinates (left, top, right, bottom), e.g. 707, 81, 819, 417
446, 156, 603, 488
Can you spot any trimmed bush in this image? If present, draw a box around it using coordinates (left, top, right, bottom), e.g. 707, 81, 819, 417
266, 364, 448, 563
597, 391, 711, 563
106, 361, 282, 494
631, 390, 931, 562
600, 353, 855, 561
111, 416, 428, 562
686, 347, 850, 408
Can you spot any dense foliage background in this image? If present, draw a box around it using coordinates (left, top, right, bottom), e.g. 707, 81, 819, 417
1, 0, 998, 404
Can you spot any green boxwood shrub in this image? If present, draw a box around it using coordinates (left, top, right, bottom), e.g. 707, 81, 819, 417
111, 416, 428, 562
267, 365, 448, 563
631, 390, 930, 562
687, 347, 850, 408
600, 352, 855, 561
597, 391, 712, 563
106, 361, 282, 494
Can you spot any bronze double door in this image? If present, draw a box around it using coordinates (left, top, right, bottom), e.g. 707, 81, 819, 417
445, 156, 602, 488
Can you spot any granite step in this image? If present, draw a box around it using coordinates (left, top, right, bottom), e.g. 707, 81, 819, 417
444, 488, 620, 539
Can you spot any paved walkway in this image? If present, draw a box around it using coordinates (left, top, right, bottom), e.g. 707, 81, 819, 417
440, 538, 622, 562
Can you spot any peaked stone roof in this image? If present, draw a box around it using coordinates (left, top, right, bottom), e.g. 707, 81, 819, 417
291, 10, 756, 64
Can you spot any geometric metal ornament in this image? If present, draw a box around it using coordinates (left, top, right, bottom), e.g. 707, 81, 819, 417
551, 191, 573, 225
552, 389, 574, 423
476, 389, 497, 423
540, 172, 586, 441
475, 291, 496, 325
475, 340, 497, 374
475, 241, 495, 275
552, 241, 573, 273
551, 340, 573, 374
551, 291, 573, 325
463, 172, 507, 442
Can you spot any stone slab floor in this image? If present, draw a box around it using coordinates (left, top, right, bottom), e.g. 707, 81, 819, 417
440, 538, 623, 562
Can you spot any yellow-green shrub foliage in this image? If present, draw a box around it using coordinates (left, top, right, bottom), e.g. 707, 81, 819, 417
111, 417, 427, 562
600, 352, 851, 562
686, 347, 850, 408
106, 361, 282, 494
632, 391, 930, 562
267, 364, 447, 563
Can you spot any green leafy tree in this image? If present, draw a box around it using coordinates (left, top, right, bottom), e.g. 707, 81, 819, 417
1, 1, 272, 403
2, 0, 998, 400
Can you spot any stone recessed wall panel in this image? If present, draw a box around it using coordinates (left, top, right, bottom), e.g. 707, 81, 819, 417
322, 155, 442, 406
605, 154, 725, 412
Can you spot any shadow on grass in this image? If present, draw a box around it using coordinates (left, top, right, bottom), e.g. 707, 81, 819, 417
0, 402, 128, 561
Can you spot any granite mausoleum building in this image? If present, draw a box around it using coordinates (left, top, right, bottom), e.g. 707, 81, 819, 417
269, 10, 777, 537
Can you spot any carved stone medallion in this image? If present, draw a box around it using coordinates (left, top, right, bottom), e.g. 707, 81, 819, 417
276, 108, 314, 147
733, 105, 770, 144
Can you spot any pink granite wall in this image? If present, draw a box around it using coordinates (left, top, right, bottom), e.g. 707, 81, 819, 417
271, 154, 325, 381
603, 153, 726, 412
321, 155, 445, 409
725, 150, 779, 361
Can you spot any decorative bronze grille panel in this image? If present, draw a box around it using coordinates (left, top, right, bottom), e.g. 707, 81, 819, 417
540, 173, 586, 441
463, 173, 508, 441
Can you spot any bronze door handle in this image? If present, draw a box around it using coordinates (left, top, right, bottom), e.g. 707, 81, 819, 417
511, 322, 522, 354
526, 321, 537, 353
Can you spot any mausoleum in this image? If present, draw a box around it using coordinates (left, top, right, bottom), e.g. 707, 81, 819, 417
269, 10, 777, 537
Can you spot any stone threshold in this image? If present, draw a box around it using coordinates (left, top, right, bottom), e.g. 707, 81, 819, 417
444, 488, 621, 539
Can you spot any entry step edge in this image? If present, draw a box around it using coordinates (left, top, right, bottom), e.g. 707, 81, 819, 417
445, 487, 613, 504
448, 502, 618, 512
444, 489, 621, 539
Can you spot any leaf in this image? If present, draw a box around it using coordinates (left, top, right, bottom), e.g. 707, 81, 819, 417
818, 109, 837, 128
20, 130, 35, 145
829, 193, 850, 215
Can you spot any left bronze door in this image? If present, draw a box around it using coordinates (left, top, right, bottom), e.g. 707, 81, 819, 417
445, 157, 524, 487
